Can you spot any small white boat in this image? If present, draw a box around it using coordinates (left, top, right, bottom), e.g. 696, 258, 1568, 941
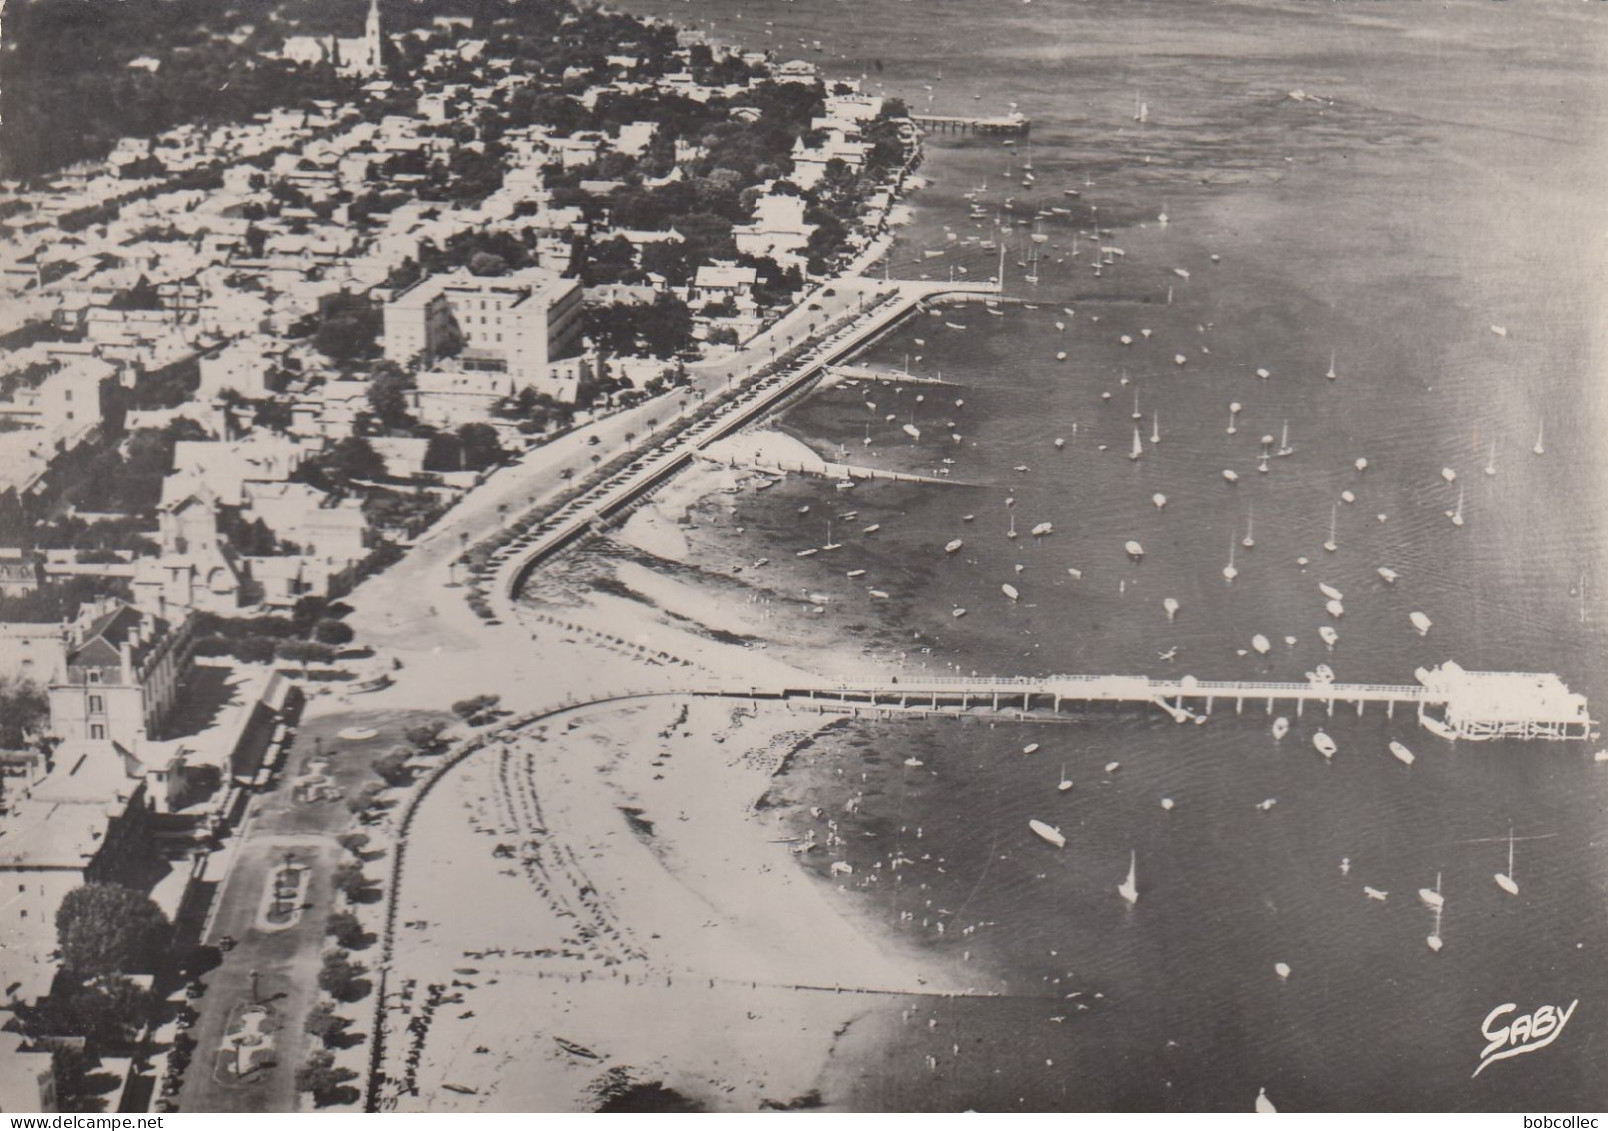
1104, 761, 1121, 774
963, 514, 975, 522
1117, 851, 1139, 904
1313, 731, 1337, 759
799, 505, 811, 514
1058, 764, 1074, 792
1494, 827, 1518, 896
951, 607, 967, 619
1120, 334, 1133, 346
1340, 490, 1356, 504
1222, 469, 1239, 484
1441, 467, 1457, 484
868, 589, 889, 599
1318, 626, 1338, 649
1326, 599, 1345, 618
1172, 267, 1190, 280
1252, 634, 1271, 655
1319, 582, 1344, 601
1029, 819, 1066, 848
1409, 611, 1432, 636
1276, 420, 1294, 458
1364, 886, 1389, 902
1003, 584, 1020, 601
1024, 743, 1041, 755
1450, 487, 1464, 528
1223, 534, 1238, 583
1174, 353, 1188, 366
863, 524, 881, 534
1256, 367, 1270, 379
1056, 351, 1068, 361
1377, 567, 1398, 584
903, 423, 921, 439
847, 569, 866, 578
1126, 540, 1145, 558
1274, 962, 1291, 980
1129, 428, 1144, 461
1419, 872, 1445, 910
1163, 597, 1179, 621
1161, 798, 1175, 810
1256, 1089, 1277, 1115
1389, 741, 1415, 766
1067, 568, 1083, 580
1257, 797, 1276, 812
1491, 324, 1508, 337
1272, 717, 1290, 739
1324, 503, 1338, 553
945, 539, 965, 554
1152, 493, 1167, 509
903, 756, 924, 768
1355, 457, 1369, 472
1032, 522, 1054, 536
796, 548, 819, 558
1054, 437, 1066, 449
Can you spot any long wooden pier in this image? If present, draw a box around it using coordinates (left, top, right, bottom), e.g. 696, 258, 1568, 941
911, 113, 1030, 136
767, 665, 1593, 741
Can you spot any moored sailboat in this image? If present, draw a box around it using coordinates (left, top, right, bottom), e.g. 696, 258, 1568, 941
1117, 851, 1138, 904
1419, 871, 1445, 910
1494, 828, 1518, 896
1029, 819, 1066, 848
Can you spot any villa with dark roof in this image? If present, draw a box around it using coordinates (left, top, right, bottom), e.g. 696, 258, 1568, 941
46, 597, 195, 752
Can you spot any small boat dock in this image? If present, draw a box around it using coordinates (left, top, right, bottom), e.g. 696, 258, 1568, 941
824, 364, 963, 388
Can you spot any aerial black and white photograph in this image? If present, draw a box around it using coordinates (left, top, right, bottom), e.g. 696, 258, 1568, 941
0, 0, 1603, 1116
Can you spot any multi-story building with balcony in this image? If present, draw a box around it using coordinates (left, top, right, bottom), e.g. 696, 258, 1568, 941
383, 266, 585, 400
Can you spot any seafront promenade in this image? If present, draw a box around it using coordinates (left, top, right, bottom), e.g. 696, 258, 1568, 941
482, 276, 999, 619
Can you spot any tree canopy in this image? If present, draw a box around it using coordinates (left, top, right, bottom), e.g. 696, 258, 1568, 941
55, 884, 171, 978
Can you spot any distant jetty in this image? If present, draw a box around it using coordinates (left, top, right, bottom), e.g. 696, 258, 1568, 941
910, 111, 1030, 136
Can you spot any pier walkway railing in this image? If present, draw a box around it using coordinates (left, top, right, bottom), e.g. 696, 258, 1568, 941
748, 671, 1588, 738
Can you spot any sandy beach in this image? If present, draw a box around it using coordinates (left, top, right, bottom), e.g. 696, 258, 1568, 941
379, 696, 976, 1111
325, 431, 987, 1111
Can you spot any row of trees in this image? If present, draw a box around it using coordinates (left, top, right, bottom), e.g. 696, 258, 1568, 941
297, 717, 452, 1107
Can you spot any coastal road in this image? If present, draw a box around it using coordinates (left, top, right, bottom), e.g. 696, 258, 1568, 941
344, 271, 916, 666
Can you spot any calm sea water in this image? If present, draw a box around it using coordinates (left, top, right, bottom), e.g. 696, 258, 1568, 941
605, 0, 1608, 1111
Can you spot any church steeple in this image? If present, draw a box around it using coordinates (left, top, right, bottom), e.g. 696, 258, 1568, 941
364, 0, 383, 72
